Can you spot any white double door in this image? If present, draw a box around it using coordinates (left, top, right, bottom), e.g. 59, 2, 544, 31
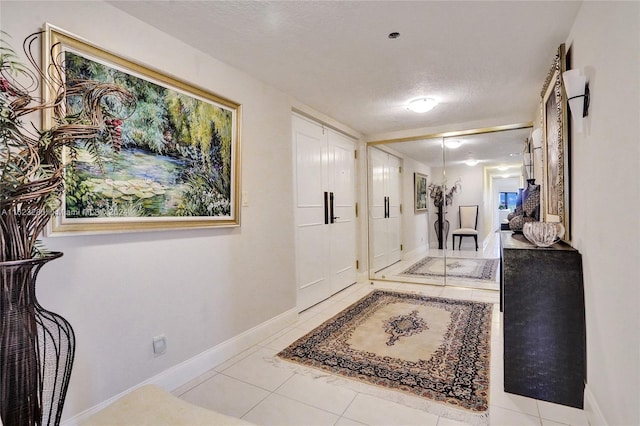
369, 147, 402, 273
293, 115, 357, 311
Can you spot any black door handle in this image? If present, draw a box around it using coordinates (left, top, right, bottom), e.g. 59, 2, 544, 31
324, 191, 329, 225
330, 192, 336, 223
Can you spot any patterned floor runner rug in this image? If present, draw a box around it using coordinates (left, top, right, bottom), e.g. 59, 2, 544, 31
277, 290, 492, 425
401, 256, 499, 281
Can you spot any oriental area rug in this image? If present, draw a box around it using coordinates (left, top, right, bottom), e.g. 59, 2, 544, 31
277, 290, 492, 425
401, 256, 499, 281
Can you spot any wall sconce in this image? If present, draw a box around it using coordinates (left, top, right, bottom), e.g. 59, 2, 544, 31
523, 153, 533, 179
465, 159, 478, 166
531, 128, 543, 149
562, 68, 590, 133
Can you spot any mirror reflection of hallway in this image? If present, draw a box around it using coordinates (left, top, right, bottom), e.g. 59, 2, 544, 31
367, 124, 532, 291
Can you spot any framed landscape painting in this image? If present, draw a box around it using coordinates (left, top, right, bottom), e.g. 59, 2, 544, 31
414, 173, 428, 212
43, 25, 241, 234
541, 43, 570, 241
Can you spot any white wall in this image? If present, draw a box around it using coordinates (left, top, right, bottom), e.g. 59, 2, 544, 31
402, 157, 431, 256
565, 3, 640, 425
1, 1, 358, 421
440, 163, 485, 250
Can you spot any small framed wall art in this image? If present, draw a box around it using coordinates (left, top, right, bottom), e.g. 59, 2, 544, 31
414, 173, 429, 212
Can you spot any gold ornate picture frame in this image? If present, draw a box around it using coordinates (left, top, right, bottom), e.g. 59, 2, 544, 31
43, 24, 241, 235
541, 44, 570, 241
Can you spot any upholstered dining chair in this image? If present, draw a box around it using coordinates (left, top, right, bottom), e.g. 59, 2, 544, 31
452, 205, 479, 251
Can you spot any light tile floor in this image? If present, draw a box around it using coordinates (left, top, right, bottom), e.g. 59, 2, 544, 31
173, 281, 589, 426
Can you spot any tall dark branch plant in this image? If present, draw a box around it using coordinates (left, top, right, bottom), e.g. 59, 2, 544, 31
428, 179, 462, 208
0, 32, 135, 261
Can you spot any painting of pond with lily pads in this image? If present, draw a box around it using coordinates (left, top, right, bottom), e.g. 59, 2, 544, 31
61, 50, 239, 229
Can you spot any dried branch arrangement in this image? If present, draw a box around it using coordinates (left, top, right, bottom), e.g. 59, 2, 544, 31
0, 32, 135, 261
428, 178, 462, 207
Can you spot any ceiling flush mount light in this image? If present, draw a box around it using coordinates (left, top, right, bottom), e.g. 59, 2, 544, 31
562, 68, 590, 133
388, 32, 400, 39
444, 139, 462, 149
407, 97, 438, 113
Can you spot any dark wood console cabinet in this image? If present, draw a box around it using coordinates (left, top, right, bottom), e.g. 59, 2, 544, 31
500, 231, 586, 408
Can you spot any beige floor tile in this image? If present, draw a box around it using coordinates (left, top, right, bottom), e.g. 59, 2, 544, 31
260, 326, 309, 351
395, 282, 444, 296
334, 289, 373, 307
542, 419, 571, 426
305, 297, 341, 315
436, 416, 473, 426
332, 283, 366, 301
214, 345, 262, 372
317, 299, 361, 318
538, 400, 589, 425
172, 368, 218, 396
220, 347, 294, 391
243, 393, 339, 426
180, 373, 269, 418
489, 405, 541, 426
440, 286, 476, 300
294, 311, 335, 333
489, 388, 540, 417
342, 393, 439, 426
275, 373, 357, 415
471, 290, 500, 303
335, 417, 367, 425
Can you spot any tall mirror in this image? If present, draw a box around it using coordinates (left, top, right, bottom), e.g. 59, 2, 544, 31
367, 124, 533, 290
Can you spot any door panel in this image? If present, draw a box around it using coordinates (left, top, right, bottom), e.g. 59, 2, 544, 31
368, 147, 402, 272
386, 154, 402, 265
294, 117, 330, 308
294, 115, 357, 311
328, 131, 356, 293
369, 148, 388, 272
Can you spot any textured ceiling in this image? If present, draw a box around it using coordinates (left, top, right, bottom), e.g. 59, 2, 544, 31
109, 1, 581, 137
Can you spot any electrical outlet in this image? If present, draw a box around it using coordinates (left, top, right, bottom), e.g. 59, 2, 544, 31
152, 335, 167, 356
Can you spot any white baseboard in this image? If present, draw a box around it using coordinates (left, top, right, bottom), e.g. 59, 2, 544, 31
402, 245, 428, 260
63, 307, 298, 426
584, 384, 608, 425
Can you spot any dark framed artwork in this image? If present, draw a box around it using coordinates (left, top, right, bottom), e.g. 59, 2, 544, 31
43, 25, 241, 234
541, 44, 570, 241
414, 173, 428, 212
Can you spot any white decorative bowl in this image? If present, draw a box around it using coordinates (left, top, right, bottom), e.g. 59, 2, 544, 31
523, 222, 565, 247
